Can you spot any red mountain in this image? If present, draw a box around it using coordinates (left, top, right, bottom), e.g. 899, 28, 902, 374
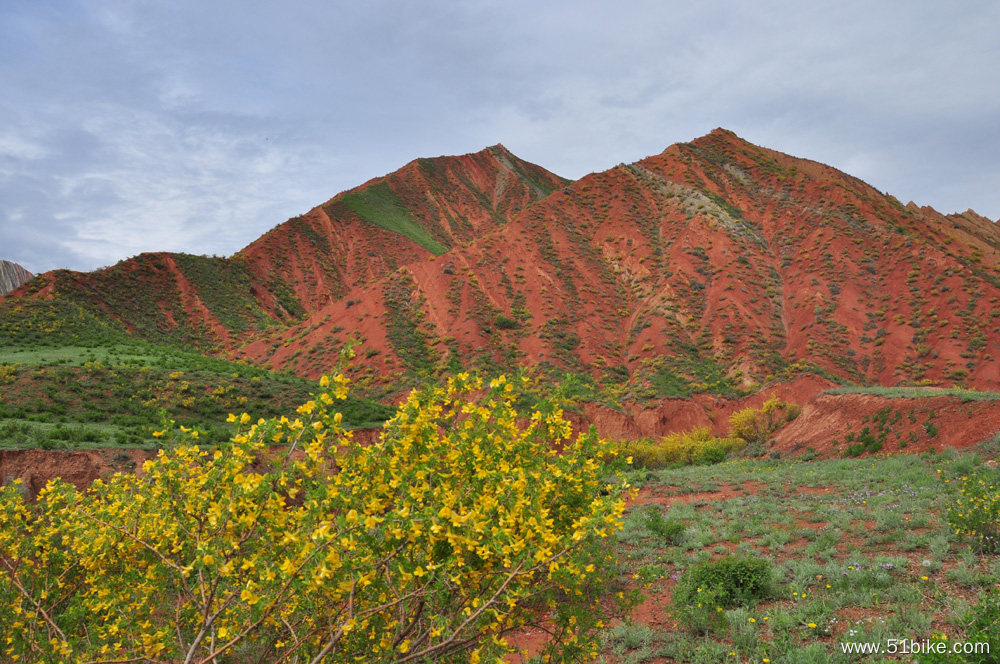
237, 144, 569, 312
1, 146, 568, 350
239, 129, 1000, 393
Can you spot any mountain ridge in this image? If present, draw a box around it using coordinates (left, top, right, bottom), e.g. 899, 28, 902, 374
238, 129, 1000, 393
4, 130, 999, 396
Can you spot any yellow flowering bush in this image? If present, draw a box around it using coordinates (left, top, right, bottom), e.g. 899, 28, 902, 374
618, 398, 801, 469
619, 427, 746, 468
947, 470, 1000, 553
0, 372, 631, 662
727, 396, 800, 445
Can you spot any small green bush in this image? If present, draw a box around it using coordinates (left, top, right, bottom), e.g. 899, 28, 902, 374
494, 314, 519, 330
644, 511, 686, 544
844, 443, 865, 457
673, 555, 773, 633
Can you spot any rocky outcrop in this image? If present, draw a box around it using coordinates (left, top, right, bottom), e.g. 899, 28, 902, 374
0, 260, 32, 295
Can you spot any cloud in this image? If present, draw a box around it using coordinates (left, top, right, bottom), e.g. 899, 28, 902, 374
1, 0, 998, 273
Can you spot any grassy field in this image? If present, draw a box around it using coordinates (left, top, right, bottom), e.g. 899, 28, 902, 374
824, 386, 1000, 402
0, 342, 394, 449
595, 450, 1000, 663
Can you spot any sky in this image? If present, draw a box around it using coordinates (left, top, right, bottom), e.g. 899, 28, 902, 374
2, 1, 998, 275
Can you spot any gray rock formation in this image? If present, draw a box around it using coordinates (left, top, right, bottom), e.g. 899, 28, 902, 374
0, 260, 33, 295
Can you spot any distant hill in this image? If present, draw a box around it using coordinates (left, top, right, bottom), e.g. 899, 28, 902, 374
0, 260, 32, 295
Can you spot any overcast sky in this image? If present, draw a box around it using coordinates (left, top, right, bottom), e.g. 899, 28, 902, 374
2, 1, 998, 274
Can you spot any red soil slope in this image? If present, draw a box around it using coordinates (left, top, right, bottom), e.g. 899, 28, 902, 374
569, 374, 835, 439
237, 144, 569, 311
773, 393, 1000, 457
244, 129, 1000, 394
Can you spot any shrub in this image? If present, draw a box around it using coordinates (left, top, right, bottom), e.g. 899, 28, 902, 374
728, 396, 800, 445
644, 511, 686, 544
494, 314, 519, 330
619, 427, 745, 468
673, 555, 773, 633
0, 372, 632, 662
617, 437, 666, 467
947, 468, 1000, 553
844, 443, 865, 457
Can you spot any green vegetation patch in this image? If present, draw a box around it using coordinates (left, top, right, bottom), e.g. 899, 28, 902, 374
826, 385, 1000, 402
381, 273, 441, 377
0, 298, 129, 347
649, 353, 741, 398
339, 181, 448, 255
610, 450, 1000, 663
172, 254, 274, 334
0, 343, 394, 449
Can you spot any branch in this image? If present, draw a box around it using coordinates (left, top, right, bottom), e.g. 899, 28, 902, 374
0, 556, 67, 642
396, 561, 526, 663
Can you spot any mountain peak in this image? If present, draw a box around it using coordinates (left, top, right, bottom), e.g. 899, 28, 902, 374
687, 127, 751, 149
708, 127, 739, 138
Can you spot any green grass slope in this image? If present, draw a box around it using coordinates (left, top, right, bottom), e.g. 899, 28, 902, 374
0, 341, 394, 450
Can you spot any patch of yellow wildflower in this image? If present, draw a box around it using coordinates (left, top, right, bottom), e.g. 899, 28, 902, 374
946, 470, 1000, 553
